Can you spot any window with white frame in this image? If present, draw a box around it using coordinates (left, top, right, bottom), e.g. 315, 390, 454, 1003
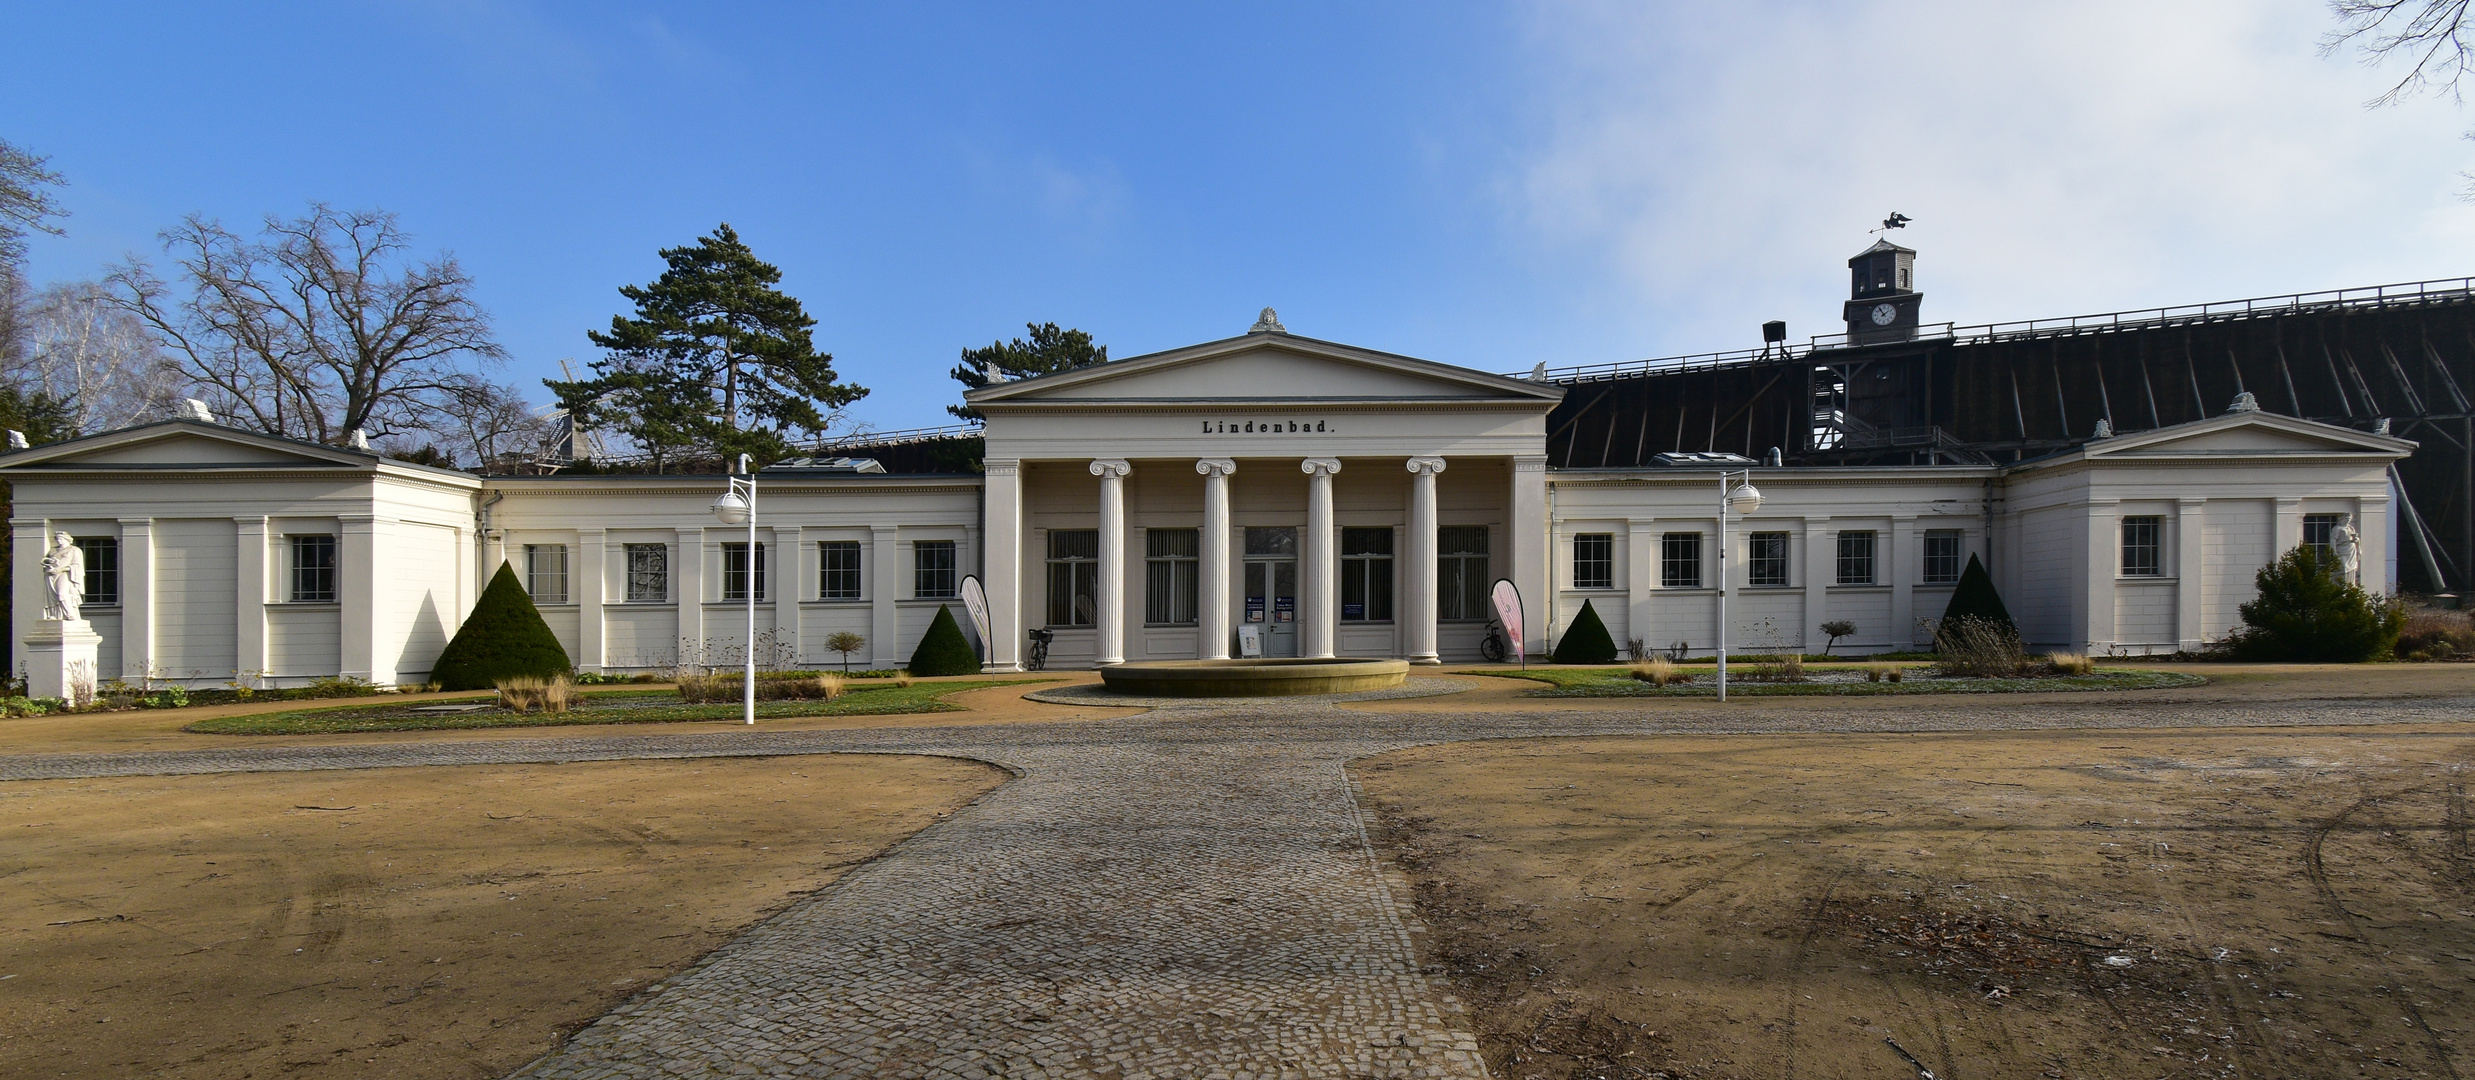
1046, 530, 1097, 626
624, 543, 669, 602
914, 540, 958, 598
1341, 527, 1393, 621
525, 543, 570, 603
819, 540, 862, 600
2122, 516, 2164, 577
74, 537, 118, 607
1922, 530, 1964, 584
1835, 530, 1878, 585
1145, 528, 1199, 625
1437, 526, 1489, 621
1747, 531, 1789, 587
722, 541, 767, 601
1661, 532, 1702, 588
1572, 533, 1614, 590
2303, 513, 2347, 567
288, 535, 337, 603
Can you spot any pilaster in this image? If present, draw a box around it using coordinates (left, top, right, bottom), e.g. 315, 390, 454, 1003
235, 517, 267, 682
1509, 456, 1548, 659
984, 460, 1023, 670
577, 528, 606, 672
117, 518, 153, 683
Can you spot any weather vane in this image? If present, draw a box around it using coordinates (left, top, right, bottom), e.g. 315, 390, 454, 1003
1870, 212, 1913, 234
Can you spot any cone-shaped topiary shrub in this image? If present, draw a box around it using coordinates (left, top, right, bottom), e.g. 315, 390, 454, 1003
1935, 554, 2017, 650
907, 604, 980, 676
1552, 598, 1619, 665
2228, 545, 2404, 662
429, 562, 573, 691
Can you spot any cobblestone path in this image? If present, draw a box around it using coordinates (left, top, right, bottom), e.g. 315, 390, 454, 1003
5, 693, 2470, 1078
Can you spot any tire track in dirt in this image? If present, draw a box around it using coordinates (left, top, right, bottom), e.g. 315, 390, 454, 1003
2302, 786, 2464, 1080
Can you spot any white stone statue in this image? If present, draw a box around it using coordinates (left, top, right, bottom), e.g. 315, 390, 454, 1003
41, 532, 83, 621
2331, 514, 2361, 580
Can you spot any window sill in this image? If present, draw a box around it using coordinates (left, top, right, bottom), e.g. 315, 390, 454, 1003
2117, 575, 2178, 583
1143, 623, 1200, 629
1564, 586, 1620, 594
270, 602, 342, 610
802, 598, 870, 605
904, 596, 962, 604
1827, 584, 1891, 591
616, 601, 677, 607
1339, 621, 1398, 627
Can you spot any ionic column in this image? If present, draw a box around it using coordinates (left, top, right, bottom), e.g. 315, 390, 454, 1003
1196, 459, 1236, 659
1091, 459, 1132, 665
1302, 458, 1342, 658
1404, 457, 1446, 664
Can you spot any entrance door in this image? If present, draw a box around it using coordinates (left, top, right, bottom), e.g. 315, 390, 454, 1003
1243, 526, 1299, 658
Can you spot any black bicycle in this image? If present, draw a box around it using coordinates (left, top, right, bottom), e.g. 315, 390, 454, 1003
1025, 627, 1054, 671
1479, 619, 1510, 662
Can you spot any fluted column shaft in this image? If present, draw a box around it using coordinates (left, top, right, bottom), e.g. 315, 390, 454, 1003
1092, 459, 1132, 666
1301, 458, 1341, 658
1405, 457, 1446, 664
1196, 459, 1236, 659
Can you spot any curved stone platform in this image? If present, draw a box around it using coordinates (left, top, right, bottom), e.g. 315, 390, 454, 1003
1099, 656, 1411, 697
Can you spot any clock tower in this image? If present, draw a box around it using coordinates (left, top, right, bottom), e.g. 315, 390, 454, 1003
1842, 239, 1922, 343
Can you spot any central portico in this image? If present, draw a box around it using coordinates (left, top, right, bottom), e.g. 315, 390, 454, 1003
967, 314, 1564, 670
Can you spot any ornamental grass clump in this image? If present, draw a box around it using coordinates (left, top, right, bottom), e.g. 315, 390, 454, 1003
495, 675, 573, 715
2396, 607, 2475, 661
1934, 615, 2034, 678
2046, 652, 2096, 676
675, 672, 847, 703
1745, 652, 1807, 682
1629, 656, 1687, 686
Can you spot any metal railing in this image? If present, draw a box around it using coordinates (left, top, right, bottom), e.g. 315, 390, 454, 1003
1516, 275, 2475, 385
813, 422, 984, 450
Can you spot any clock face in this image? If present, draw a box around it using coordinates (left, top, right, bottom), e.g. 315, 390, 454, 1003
1869, 302, 1898, 327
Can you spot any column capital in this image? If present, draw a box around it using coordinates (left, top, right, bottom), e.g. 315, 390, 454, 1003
1300, 458, 1342, 477
1195, 458, 1237, 477
1406, 456, 1447, 475
1089, 458, 1133, 478
984, 458, 1020, 477
1512, 454, 1548, 474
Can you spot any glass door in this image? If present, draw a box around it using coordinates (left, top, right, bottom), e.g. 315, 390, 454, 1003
1243, 527, 1299, 658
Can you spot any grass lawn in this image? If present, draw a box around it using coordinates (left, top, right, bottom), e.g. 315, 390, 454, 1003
186, 680, 1050, 735
1460, 664, 2205, 695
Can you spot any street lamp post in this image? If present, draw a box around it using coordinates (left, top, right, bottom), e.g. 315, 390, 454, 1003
1714, 469, 1764, 703
711, 453, 757, 725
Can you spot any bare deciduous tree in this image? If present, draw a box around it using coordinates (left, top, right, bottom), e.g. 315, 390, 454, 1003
436, 378, 554, 471
0, 137, 70, 373
2325, 1, 2475, 194
107, 204, 506, 445
24, 281, 178, 434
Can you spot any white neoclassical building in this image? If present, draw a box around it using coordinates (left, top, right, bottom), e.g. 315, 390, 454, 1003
0, 318, 2416, 687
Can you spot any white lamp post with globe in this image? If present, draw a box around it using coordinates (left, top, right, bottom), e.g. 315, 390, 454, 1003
1714, 470, 1764, 703
707, 455, 752, 723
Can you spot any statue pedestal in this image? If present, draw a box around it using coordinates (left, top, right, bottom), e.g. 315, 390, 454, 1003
24, 619, 101, 706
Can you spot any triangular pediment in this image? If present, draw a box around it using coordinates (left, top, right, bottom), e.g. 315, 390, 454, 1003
0, 421, 375, 471
966, 332, 1563, 407
2082, 411, 2413, 459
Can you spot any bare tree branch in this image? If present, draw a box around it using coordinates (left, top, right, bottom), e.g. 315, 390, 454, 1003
2324, 0, 2475, 105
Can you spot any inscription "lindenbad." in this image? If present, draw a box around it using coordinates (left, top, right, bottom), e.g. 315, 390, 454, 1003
1203, 419, 1331, 434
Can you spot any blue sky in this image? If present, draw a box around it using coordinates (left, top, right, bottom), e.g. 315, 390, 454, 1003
7, 1, 2473, 432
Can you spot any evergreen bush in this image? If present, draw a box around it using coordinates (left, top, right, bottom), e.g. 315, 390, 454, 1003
1552, 599, 1619, 665
1935, 554, 2017, 650
2227, 546, 2404, 662
429, 563, 573, 691
907, 605, 981, 676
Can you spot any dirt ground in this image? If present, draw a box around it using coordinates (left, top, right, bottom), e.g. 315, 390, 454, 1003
0, 754, 1005, 1080
1356, 722, 2475, 1080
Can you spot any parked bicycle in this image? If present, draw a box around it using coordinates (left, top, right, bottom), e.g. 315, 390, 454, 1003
1478, 619, 1510, 662
1025, 627, 1054, 671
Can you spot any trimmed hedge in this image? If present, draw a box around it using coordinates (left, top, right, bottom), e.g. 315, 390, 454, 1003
907, 604, 981, 676
1552, 599, 1619, 665
1935, 554, 2017, 650
429, 562, 573, 691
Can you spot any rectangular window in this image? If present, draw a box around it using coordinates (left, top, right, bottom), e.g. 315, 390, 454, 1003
914, 539, 958, 598
819, 540, 862, 600
1571, 533, 1614, 590
1922, 529, 1963, 584
1747, 531, 1789, 587
1046, 530, 1097, 626
525, 543, 570, 604
288, 534, 337, 603
1341, 527, 1394, 622
625, 543, 669, 602
74, 537, 118, 607
1836, 530, 1878, 585
1437, 526, 1489, 621
722, 541, 767, 601
2303, 512, 2346, 566
1145, 528, 1200, 625
2122, 516, 2164, 577
1661, 532, 1703, 588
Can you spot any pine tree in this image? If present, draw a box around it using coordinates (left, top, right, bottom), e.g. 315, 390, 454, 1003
907, 605, 980, 676
1552, 599, 1619, 664
2229, 546, 2404, 661
947, 322, 1106, 421
548, 224, 865, 471
1935, 554, 2016, 649
429, 563, 573, 690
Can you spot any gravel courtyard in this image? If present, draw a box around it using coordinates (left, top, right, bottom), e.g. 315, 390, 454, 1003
1, 669, 2469, 1079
